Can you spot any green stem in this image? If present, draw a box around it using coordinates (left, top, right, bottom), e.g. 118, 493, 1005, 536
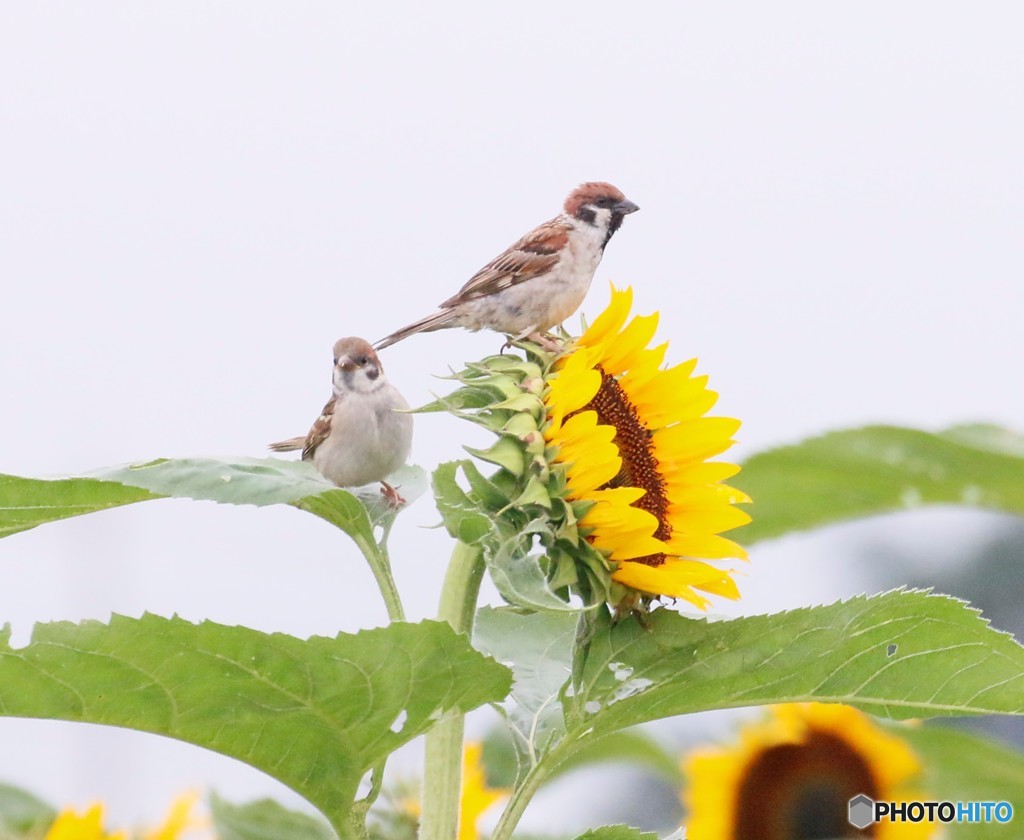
354, 532, 406, 623
491, 739, 574, 840
419, 540, 486, 840
332, 810, 364, 840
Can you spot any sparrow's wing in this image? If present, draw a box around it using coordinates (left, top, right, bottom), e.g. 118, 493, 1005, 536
301, 395, 338, 461
441, 218, 572, 306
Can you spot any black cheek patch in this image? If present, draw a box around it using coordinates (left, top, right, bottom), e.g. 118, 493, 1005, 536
577, 207, 597, 226
367, 368, 381, 381
602, 212, 626, 249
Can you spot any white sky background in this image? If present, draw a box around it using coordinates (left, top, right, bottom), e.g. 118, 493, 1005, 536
1, 0, 1023, 831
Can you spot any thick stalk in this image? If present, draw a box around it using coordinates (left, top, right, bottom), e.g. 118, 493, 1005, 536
419, 540, 485, 840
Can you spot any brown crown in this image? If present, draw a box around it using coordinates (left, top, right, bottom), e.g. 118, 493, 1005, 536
563, 181, 627, 217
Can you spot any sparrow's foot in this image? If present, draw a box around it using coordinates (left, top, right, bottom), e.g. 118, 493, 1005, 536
380, 480, 406, 507
525, 331, 564, 353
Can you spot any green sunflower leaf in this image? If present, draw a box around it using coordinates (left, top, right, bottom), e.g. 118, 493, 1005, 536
209, 792, 335, 840
548, 728, 683, 785
466, 437, 526, 474
0, 782, 55, 836
735, 424, 1024, 544
487, 519, 577, 612
476, 608, 683, 790
0, 614, 511, 837
0, 472, 156, 539
432, 461, 494, 544
459, 460, 513, 509
573, 827, 659, 840
482, 722, 681, 789
434, 466, 572, 612
900, 725, 1024, 839
0, 458, 425, 564
475, 607, 577, 777
567, 591, 1024, 736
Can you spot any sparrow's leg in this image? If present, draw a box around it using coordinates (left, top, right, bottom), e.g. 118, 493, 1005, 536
502, 330, 563, 354
524, 331, 564, 353
380, 480, 406, 507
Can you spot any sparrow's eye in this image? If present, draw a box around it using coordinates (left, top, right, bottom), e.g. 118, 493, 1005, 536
332, 357, 339, 365
355, 355, 370, 366
594, 196, 614, 209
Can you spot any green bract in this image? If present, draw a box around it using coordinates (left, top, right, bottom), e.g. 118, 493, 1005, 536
422, 347, 617, 612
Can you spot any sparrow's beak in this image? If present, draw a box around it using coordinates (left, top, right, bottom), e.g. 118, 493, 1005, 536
614, 199, 640, 215
337, 355, 357, 372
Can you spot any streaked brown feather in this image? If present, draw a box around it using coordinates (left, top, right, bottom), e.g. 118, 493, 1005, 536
441, 218, 571, 306
301, 395, 338, 461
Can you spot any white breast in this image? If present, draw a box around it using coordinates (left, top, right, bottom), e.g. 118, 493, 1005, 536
312, 386, 413, 488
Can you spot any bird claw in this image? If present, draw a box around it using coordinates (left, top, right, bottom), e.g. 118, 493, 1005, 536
502, 332, 564, 354
380, 481, 406, 507
526, 332, 564, 353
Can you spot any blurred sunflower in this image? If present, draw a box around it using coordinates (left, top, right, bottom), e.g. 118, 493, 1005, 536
383, 742, 508, 840
458, 742, 508, 840
684, 703, 932, 839
43, 805, 126, 840
44, 793, 201, 840
543, 285, 749, 609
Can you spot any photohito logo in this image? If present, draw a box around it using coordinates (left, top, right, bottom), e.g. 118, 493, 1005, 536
848, 794, 1013, 829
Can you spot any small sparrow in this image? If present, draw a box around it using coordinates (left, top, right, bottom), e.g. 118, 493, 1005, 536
270, 337, 413, 504
375, 182, 639, 350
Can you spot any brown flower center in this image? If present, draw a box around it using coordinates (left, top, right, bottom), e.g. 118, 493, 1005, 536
733, 731, 881, 839
577, 367, 669, 567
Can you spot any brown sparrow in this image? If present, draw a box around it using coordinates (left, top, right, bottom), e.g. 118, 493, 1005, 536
375, 182, 638, 350
270, 337, 413, 504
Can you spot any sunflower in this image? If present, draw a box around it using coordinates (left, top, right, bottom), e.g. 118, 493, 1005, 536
684, 703, 932, 839
44, 794, 201, 840
423, 283, 750, 611
543, 285, 750, 609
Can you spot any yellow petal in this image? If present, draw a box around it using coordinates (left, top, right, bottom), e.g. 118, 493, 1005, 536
585, 486, 647, 506
595, 312, 660, 376
628, 377, 719, 427
546, 410, 606, 448
582, 500, 660, 534
565, 450, 621, 495
667, 504, 752, 535
654, 418, 741, 464
580, 284, 633, 347
612, 560, 715, 608
666, 461, 741, 486
546, 349, 602, 426
665, 532, 748, 560
592, 531, 667, 560
623, 358, 698, 398
668, 483, 752, 508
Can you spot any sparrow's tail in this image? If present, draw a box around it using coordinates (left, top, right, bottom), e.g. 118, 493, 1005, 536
374, 309, 459, 350
268, 436, 305, 453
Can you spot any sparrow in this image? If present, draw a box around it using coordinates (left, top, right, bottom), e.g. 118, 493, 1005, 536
269, 337, 413, 504
374, 182, 639, 350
